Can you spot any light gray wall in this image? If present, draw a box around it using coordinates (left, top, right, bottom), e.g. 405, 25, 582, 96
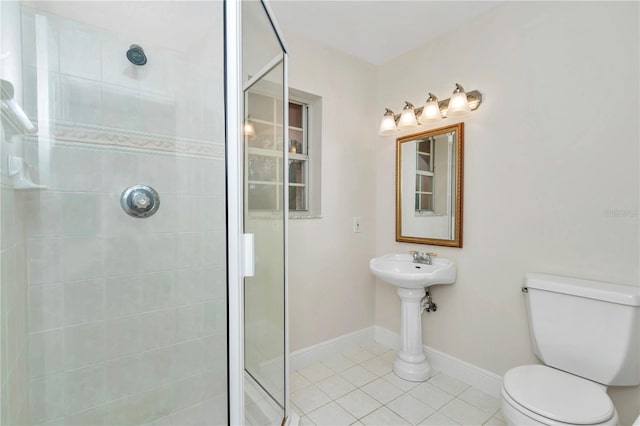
284, 35, 379, 352
375, 2, 639, 423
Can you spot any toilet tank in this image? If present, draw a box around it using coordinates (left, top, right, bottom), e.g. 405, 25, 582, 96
524, 273, 640, 386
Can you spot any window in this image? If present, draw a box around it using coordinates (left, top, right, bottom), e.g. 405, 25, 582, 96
288, 101, 308, 211
245, 88, 321, 216
415, 137, 434, 212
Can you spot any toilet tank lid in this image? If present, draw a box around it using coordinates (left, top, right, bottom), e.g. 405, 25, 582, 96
525, 273, 640, 306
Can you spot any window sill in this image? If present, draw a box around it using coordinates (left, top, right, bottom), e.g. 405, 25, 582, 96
415, 212, 447, 217
289, 214, 323, 220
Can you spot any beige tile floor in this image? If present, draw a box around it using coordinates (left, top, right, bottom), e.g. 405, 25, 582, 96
291, 343, 505, 426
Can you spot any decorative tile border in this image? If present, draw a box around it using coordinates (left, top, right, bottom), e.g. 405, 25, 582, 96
30, 122, 225, 158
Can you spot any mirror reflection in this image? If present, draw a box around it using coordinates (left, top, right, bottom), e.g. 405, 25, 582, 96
396, 123, 464, 247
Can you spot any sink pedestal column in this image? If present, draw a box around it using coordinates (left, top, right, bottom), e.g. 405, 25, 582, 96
393, 288, 431, 381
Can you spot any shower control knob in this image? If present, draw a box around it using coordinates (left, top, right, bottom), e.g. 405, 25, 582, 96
120, 185, 160, 218
132, 192, 151, 209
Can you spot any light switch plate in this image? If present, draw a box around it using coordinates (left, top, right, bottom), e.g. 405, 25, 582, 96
353, 216, 362, 233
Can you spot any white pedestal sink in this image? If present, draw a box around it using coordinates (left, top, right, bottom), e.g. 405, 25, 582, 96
369, 253, 456, 381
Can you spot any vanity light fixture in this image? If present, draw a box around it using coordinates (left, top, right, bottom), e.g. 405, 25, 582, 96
378, 83, 482, 135
446, 83, 471, 117
419, 93, 442, 123
397, 101, 419, 130
378, 108, 398, 135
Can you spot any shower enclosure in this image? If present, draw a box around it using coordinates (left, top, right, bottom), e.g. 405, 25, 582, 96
0, 1, 289, 425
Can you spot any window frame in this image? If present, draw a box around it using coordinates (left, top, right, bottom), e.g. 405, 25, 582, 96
415, 137, 435, 213
289, 88, 321, 219
287, 99, 310, 213
244, 88, 321, 217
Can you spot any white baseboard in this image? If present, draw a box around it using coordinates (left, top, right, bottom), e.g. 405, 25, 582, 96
374, 326, 503, 398
290, 327, 375, 371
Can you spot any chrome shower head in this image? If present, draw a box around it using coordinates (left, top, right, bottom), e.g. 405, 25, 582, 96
126, 44, 147, 66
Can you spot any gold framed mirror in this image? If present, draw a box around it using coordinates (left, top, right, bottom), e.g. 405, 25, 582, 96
396, 123, 464, 247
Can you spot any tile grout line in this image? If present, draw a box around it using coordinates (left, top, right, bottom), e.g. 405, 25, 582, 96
292, 344, 504, 426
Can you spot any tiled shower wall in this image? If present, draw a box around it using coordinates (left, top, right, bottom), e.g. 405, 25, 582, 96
25, 146, 228, 425
1, 187, 30, 425
17, 5, 227, 425
20, 7, 224, 142
1, 2, 31, 424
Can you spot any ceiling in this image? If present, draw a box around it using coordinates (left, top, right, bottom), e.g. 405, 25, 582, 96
24, 1, 500, 65
269, 1, 501, 65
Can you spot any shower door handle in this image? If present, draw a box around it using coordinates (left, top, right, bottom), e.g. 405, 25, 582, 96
242, 233, 255, 277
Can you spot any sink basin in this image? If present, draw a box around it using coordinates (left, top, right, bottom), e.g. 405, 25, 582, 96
369, 253, 456, 289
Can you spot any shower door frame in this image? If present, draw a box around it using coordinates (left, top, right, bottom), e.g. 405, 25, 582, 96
225, 0, 244, 423
225, 0, 290, 424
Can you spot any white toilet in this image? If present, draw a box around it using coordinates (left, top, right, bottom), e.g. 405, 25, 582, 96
501, 273, 640, 426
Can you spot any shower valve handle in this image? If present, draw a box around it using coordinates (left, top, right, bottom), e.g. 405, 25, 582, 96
132, 192, 151, 209
120, 185, 160, 218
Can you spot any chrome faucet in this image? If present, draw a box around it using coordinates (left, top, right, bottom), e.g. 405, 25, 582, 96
409, 250, 435, 265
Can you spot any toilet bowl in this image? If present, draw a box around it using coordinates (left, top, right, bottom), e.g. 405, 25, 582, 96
501, 273, 640, 426
501, 365, 618, 426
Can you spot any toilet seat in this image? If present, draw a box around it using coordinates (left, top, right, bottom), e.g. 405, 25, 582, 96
502, 365, 615, 425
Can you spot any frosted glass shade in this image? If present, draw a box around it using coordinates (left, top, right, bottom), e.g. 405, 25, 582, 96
419, 99, 442, 122
398, 103, 418, 130
447, 91, 471, 117
378, 113, 397, 135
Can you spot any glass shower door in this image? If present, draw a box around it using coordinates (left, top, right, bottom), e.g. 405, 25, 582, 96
0, 2, 228, 425
242, 1, 288, 424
